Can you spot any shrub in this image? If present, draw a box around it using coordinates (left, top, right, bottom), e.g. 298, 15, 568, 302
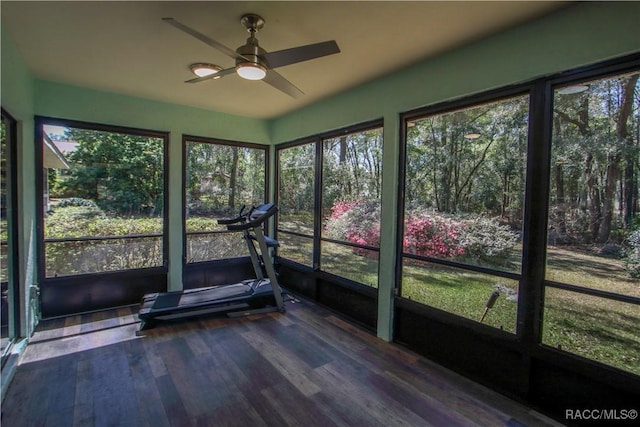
624, 231, 640, 278
403, 212, 464, 258
324, 199, 380, 249
457, 215, 519, 264
599, 244, 623, 258
45, 205, 162, 239
324, 200, 519, 268
56, 197, 101, 209
44, 206, 164, 275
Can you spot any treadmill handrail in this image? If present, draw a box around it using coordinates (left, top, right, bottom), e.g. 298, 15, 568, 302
217, 216, 245, 225
227, 203, 277, 231
217, 205, 247, 225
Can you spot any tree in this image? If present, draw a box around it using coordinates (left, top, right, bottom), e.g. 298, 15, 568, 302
58, 129, 164, 216
406, 96, 528, 218
185, 142, 265, 215
553, 73, 640, 243
322, 129, 383, 214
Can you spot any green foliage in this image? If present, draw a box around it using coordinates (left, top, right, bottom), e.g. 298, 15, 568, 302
46, 205, 162, 239
406, 96, 528, 217
278, 143, 315, 215
57, 128, 164, 216
56, 197, 100, 208
322, 129, 383, 211
456, 215, 519, 265
185, 217, 221, 232
324, 199, 518, 269
186, 232, 246, 263
186, 142, 265, 213
624, 230, 640, 278
46, 206, 106, 239
324, 199, 380, 247
44, 205, 164, 276
550, 74, 640, 244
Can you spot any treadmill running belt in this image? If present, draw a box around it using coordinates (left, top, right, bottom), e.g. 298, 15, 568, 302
151, 283, 255, 310
152, 292, 182, 309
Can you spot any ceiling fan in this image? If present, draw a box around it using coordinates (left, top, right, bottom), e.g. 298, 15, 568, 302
163, 14, 340, 98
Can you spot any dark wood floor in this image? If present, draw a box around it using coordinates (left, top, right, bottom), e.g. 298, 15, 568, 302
2, 297, 563, 427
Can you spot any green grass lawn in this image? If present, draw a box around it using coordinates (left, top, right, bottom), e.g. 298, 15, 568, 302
543, 247, 639, 374
283, 240, 639, 376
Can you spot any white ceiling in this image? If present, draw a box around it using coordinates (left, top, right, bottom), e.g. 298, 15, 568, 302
2, 1, 567, 119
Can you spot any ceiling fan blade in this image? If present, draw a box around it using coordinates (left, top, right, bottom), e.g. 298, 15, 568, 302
262, 70, 304, 98
263, 40, 340, 69
184, 67, 236, 83
162, 18, 248, 62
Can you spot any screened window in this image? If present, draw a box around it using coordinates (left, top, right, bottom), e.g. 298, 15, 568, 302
276, 143, 315, 266
276, 123, 384, 287
400, 94, 529, 332
321, 127, 383, 286
543, 70, 640, 375
1, 110, 19, 359
184, 137, 267, 262
41, 124, 166, 277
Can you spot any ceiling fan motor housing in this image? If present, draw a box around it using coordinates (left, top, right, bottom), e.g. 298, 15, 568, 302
237, 14, 268, 71
236, 36, 268, 70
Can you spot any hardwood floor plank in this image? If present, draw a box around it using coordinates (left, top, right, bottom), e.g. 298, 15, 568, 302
312, 389, 397, 427
314, 362, 436, 427
73, 359, 95, 427
63, 313, 83, 336
204, 326, 288, 393
241, 326, 322, 397
45, 407, 75, 427
253, 317, 335, 369
89, 347, 140, 427
183, 329, 211, 356
124, 340, 171, 427
2, 363, 49, 425
2, 299, 564, 427
260, 381, 340, 427
155, 374, 191, 427
117, 306, 138, 325
289, 302, 372, 348
156, 338, 223, 420
237, 383, 290, 427
45, 356, 77, 425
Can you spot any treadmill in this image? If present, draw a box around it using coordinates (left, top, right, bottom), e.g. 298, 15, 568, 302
138, 203, 285, 331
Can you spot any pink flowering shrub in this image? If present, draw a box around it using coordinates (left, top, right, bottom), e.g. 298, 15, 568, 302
324, 200, 381, 253
325, 200, 518, 266
328, 200, 362, 221
403, 214, 465, 258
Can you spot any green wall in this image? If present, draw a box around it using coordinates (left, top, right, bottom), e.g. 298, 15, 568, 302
34, 81, 270, 143
1, 26, 37, 339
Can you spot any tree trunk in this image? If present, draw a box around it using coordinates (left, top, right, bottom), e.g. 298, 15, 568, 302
621, 75, 639, 227
584, 153, 601, 242
597, 157, 619, 243
599, 75, 638, 241
555, 163, 567, 235
339, 136, 347, 163
229, 147, 239, 209
338, 136, 352, 196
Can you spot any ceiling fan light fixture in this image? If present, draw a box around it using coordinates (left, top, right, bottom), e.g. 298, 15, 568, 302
557, 85, 589, 95
190, 63, 222, 78
236, 62, 267, 80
